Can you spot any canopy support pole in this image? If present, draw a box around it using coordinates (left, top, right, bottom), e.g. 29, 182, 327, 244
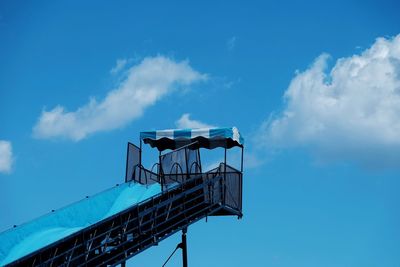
224, 147, 227, 167
139, 140, 142, 166
240, 146, 244, 173
223, 148, 227, 205
139, 140, 143, 184
159, 150, 163, 190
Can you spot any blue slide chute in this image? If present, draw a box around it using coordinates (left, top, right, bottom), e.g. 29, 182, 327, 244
0, 182, 161, 266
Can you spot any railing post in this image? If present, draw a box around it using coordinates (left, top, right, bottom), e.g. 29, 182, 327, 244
125, 143, 129, 183
139, 141, 143, 184
159, 153, 164, 191
240, 146, 244, 173
223, 148, 227, 205
185, 147, 189, 181
240, 172, 243, 216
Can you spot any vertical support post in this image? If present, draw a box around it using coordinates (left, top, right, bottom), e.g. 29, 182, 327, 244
224, 147, 227, 168
223, 148, 227, 205
139, 140, 143, 184
240, 146, 244, 173
159, 151, 163, 190
139, 140, 142, 166
185, 147, 189, 181
240, 146, 244, 216
157, 158, 160, 176
125, 143, 129, 183
121, 261, 126, 267
197, 148, 202, 173
181, 228, 188, 267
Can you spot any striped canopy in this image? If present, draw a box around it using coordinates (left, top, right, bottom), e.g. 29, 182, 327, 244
140, 127, 244, 151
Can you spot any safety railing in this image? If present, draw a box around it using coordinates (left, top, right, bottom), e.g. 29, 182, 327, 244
125, 142, 160, 184
125, 142, 141, 183
204, 163, 242, 215
126, 141, 242, 214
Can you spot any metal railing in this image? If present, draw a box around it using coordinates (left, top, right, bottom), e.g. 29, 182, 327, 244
203, 163, 242, 214
125, 141, 242, 215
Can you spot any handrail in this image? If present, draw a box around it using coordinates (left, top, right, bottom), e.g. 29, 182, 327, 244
169, 162, 184, 175
132, 165, 160, 184
150, 163, 160, 175
189, 161, 201, 174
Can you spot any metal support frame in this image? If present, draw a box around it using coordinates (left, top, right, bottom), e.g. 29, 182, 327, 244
181, 228, 188, 267
9, 170, 241, 266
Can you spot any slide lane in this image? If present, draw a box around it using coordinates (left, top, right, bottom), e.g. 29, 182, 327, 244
0, 182, 161, 266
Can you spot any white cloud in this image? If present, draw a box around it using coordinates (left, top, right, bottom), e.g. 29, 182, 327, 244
175, 113, 216, 129
0, 140, 13, 174
227, 36, 236, 51
110, 58, 128, 74
261, 34, 400, 168
33, 56, 207, 141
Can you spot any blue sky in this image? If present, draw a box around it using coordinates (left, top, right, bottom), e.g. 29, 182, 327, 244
1, 1, 400, 266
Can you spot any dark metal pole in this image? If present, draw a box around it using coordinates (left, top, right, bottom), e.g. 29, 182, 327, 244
139, 140, 142, 166
240, 146, 244, 173
181, 228, 188, 267
159, 151, 163, 190
223, 148, 227, 205
139, 140, 142, 184
197, 148, 202, 173
224, 147, 227, 168
121, 261, 126, 267
125, 143, 129, 183
185, 147, 189, 180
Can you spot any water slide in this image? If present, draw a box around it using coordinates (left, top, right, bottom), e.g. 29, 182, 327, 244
0, 127, 244, 266
0, 182, 161, 266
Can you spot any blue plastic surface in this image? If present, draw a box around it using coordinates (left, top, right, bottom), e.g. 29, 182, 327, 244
0, 182, 161, 266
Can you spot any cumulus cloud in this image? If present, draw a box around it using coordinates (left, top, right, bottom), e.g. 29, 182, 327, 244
33, 56, 207, 141
261, 34, 400, 168
175, 113, 216, 129
110, 58, 128, 74
0, 140, 13, 174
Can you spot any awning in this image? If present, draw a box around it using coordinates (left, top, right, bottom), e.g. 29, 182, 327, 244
140, 127, 244, 151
